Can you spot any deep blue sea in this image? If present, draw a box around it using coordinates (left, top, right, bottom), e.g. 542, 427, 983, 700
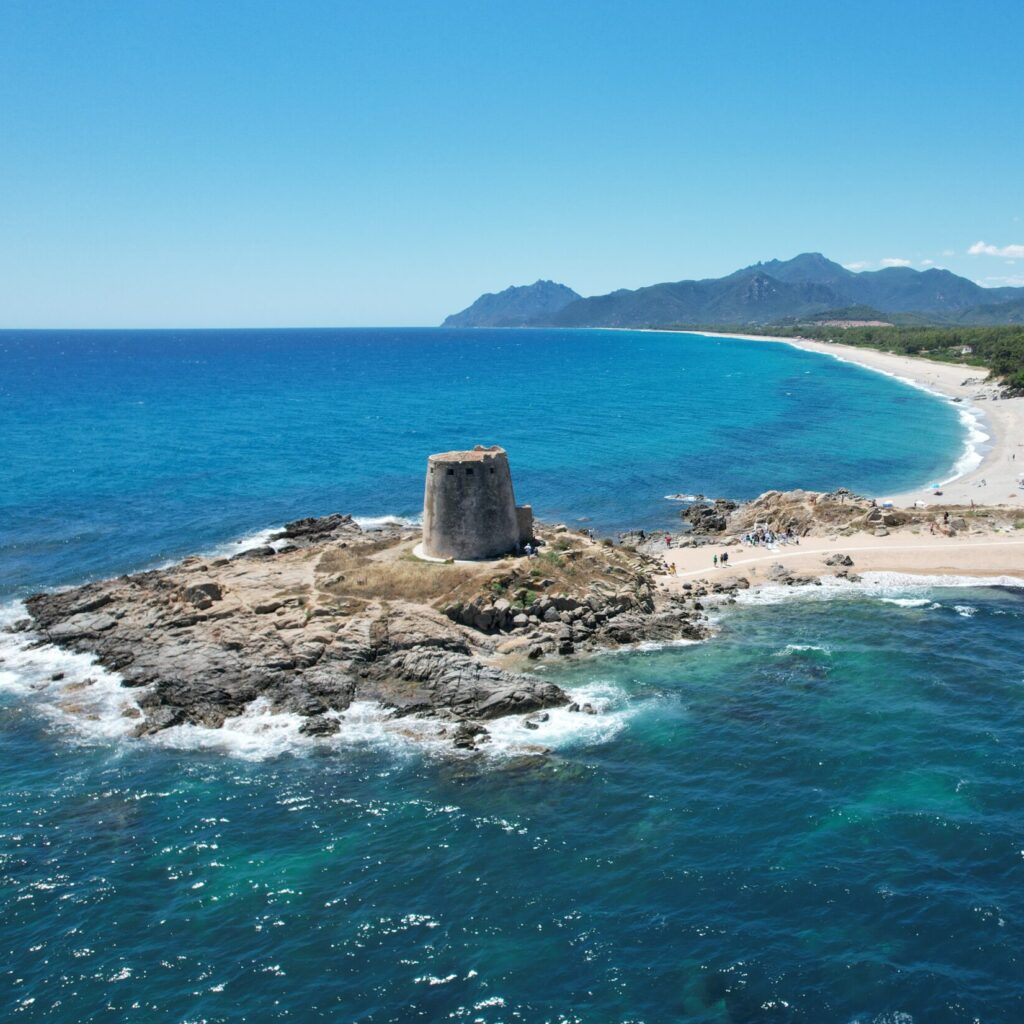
3, 329, 1021, 1023
0, 327, 967, 599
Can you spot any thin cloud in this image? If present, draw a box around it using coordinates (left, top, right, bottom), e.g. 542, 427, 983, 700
968, 240, 1024, 258
920, 259, 935, 266
982, 274, 1024, 287
843, 261, 870, 271
880, 257, 912, 268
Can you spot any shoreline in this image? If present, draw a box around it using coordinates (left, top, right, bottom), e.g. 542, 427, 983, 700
626, 327, 1024, 509
5, 506, 1024, 757
659, 531, 1024, 594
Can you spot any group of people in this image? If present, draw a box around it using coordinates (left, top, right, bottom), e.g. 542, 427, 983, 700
741, 527, 799, 547
712, 551, 731, 568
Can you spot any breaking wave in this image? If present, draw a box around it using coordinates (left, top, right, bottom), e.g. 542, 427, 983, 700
734, 571, 1024, 607
0, 599, 642, 761
0, 601, 142, 743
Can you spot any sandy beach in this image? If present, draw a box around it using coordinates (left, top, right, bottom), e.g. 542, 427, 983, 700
680, 330, 1024, 509
659, 530, 1024, 591
610, 327, 1024, 588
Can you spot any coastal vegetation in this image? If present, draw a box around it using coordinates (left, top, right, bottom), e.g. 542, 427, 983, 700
739, 324, 1024, 390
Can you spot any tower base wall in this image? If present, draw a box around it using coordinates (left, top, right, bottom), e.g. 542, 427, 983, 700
515, 505, 534, 546
422, 446, 523, 561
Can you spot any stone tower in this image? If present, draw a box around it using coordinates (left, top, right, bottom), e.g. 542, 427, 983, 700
421, 445, 534, 561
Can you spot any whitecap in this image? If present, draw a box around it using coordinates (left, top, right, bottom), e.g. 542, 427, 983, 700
943, 401, 990, 483
203, 512, 418, 562
0, 601, 637, 762
352, 514, 420, 531
485, 681, 641, 755
775, 643, 831, 655
151, 699, 451, 761
735, 571, 1024, 607
622, 637, 704, 653
201, 527, 287, 560
0, 600, 142, 742
953, 604, 977, 617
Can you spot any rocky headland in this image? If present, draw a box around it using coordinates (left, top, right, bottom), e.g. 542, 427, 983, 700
13, 515, 708, 751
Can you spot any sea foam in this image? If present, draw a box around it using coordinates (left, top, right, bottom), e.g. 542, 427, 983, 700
203, 514, 419, 561
0, 600, 142, 743
734, 571, 1024, 607
1, 595, 640, 761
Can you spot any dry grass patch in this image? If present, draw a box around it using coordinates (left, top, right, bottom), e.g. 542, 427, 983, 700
315, 543, 493, 606
312, 529, 645, 611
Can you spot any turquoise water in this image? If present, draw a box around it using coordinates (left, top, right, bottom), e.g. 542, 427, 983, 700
3, 328, 1018, 1022
0, 328, 965, 598
2, 585, 1023, 1022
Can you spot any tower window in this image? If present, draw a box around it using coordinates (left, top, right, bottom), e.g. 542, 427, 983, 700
466, 468, 474, 475
446, 468, 454, 476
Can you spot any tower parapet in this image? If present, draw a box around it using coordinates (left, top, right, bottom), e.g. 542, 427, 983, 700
421, 445, 533, 561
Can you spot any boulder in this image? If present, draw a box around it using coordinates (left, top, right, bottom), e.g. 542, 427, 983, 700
271, 514, 359, 543
823, 553, 854, 567
682, 499, 738, 534
299, 715, 340, 737
452, 722, 490, 749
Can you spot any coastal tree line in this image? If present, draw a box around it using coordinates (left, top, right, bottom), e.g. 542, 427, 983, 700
783, 325, 1024, 391
665, 323, 1024, 391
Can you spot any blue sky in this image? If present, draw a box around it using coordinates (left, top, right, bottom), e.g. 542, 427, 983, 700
1, 0, 1022, 327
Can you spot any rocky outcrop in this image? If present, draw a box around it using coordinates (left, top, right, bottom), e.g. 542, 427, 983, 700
823, 553, 854, 567
440, 562, 704, 655
271, 513, 361, 544
768, 563, 822, 587
682, 499, 738, 534
686, 488, 1020, 542
22, 514, 707, 748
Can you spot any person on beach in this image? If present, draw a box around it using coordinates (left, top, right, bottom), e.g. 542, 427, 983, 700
713, 554, 718, 568
665, 534, 672, 548
721, 551, 729, 565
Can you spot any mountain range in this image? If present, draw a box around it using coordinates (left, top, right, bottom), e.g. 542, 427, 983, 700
442, 254, 1024, 329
